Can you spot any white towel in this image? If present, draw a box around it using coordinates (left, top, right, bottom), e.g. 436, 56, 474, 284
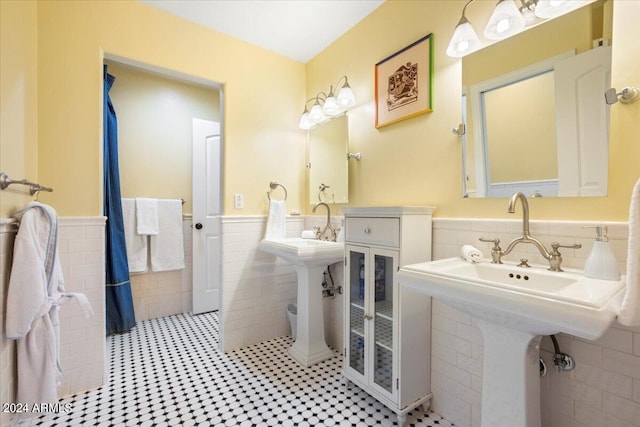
619, 178, 640, 326
136, 198, 159, 235
461, 245, 482, 263
265, 199, 286, 240
122, 198, 148, 273
150, 199, 185, 272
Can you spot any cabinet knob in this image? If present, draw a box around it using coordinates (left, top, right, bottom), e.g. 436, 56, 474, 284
364, 227, 370, 234
195, 223, 203, 230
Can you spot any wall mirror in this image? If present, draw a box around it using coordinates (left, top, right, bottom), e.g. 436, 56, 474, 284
461, 0, 612, 198
308, 114, 349, 204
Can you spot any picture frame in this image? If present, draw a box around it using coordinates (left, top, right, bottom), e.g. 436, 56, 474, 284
375, 33, 434, 128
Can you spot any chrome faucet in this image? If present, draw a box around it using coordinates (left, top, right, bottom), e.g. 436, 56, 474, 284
312, 202, 337, 241
479, 192, 581, 271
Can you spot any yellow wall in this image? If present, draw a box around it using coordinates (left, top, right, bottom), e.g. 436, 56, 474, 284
3, 0, 639, 221
36, 0, 306, 216
104, 61, 220, 214
0, 0, 39, 217
307, 0, 640, 220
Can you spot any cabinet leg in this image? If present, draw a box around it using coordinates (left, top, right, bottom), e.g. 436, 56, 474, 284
396, 412, 407, 426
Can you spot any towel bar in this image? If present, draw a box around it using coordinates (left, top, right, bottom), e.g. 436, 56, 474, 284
267, 181, 288, 201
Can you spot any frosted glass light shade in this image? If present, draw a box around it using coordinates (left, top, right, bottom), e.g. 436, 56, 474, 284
298, 112, 316, 130
483, 0, 525, 40
309, 104, 329, 123
337, 86, 356, 108
535, 0, 587, 18
446, 20, 481, 57
322, 95, 343, 116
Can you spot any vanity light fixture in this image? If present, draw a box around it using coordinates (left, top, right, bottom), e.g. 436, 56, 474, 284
298, 75, 356, 130
446, 0, 591, 57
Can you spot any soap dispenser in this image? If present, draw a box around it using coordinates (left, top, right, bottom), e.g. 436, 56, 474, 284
583, 226, 621, 281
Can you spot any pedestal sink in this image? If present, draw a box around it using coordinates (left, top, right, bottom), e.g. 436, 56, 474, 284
258, 238, 344, 367
398, 257, 625, 427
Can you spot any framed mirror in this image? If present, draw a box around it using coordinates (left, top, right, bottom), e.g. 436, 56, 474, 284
461, 0, 612, 198
308, 114, 349, 204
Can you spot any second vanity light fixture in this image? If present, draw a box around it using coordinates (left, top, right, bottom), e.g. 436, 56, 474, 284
446, 0, 591, 58
298, 75, 356, 130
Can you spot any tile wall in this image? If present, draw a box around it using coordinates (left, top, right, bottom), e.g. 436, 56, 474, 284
0, 216, 107, 424
1, 219, 18, 427
220, 215, 344, 352
129, 218, 193, 321
430, 218, 640, 427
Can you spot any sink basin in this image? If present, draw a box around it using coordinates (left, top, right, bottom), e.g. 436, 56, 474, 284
258, 237, 344, 267
399, 257, 625, 340
259, 238, 344, 367
398, 257, 625, 427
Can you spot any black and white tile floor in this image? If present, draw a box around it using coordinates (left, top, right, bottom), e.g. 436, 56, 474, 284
31, 312, 454, 426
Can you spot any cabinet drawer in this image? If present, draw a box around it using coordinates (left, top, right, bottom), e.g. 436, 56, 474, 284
346, 217, 400, 247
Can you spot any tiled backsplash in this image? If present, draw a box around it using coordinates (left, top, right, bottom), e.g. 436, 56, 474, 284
431, 218, 640, 427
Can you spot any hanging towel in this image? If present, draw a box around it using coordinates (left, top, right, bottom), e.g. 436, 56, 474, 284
150, 199, 185, 272
265, 199, 286, 240
6, 202, 93, 407
135, 197, 159, 235
619, 177, 640, 326
122, 198, 148, 273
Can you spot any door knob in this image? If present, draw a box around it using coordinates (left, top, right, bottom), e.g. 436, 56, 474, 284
195, 223, 203, 230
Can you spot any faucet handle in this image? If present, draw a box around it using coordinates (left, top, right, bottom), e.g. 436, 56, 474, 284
479, 237, 503, 264
479, 237, 501, 247
550, 242, 582, 254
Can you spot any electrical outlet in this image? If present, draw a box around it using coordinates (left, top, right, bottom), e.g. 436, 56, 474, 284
234, 193, 244, 209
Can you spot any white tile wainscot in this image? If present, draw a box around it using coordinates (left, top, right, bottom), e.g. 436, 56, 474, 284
129, 217, 193, 321
220, 215, 345, 353
0, 219, 18, 427
430, 218, 640, 427
221, 215, 303, 351
57, 217, 107, 399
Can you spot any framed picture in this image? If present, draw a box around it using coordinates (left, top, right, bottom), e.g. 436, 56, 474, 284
375, 33, 434, 128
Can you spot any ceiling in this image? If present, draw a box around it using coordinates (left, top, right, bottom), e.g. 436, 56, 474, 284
139, 0, 385, 63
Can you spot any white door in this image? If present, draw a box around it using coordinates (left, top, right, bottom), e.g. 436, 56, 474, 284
555, 46, 611, 196
192, 118, 221, 314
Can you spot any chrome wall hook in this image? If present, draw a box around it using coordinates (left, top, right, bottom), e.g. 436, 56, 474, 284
605, 86, 640, 105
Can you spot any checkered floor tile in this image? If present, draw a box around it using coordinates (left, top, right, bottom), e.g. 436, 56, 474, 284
29, 312, 453, 426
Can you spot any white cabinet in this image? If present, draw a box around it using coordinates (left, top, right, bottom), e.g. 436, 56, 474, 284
342, 207, 435, 425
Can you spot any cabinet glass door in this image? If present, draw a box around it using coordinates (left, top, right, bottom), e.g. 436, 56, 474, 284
347, 248, 367, 375
372, 251, 395, 393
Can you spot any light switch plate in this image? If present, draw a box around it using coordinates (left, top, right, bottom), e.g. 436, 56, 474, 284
234, 193, 244, 209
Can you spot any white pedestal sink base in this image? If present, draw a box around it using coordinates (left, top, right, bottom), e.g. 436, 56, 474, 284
475, 319, 542, 427
288, 265, 334, 367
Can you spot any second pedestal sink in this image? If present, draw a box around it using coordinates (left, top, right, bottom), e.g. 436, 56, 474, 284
398, 257, 625, 427
258, 237, 344, 367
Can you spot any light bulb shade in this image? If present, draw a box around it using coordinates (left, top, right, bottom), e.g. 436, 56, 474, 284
337, 86, 356, 108
309, 103, 329, 123
298, 112, 316, 130
322, 95, 343, 116
535, 0, 587, 19
446, 21, 481, 57
483, 0, 525, 40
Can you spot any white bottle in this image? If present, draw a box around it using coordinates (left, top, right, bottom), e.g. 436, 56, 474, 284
583, 226, 621, 281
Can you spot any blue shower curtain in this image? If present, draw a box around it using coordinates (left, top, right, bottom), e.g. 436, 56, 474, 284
104, 65, 136, 335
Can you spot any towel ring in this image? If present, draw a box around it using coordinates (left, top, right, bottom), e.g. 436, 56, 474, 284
267, 181, 288, 201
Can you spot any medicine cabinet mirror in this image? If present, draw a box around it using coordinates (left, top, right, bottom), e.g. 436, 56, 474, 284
308, 114, 349, 204
461, 0, 612, 198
